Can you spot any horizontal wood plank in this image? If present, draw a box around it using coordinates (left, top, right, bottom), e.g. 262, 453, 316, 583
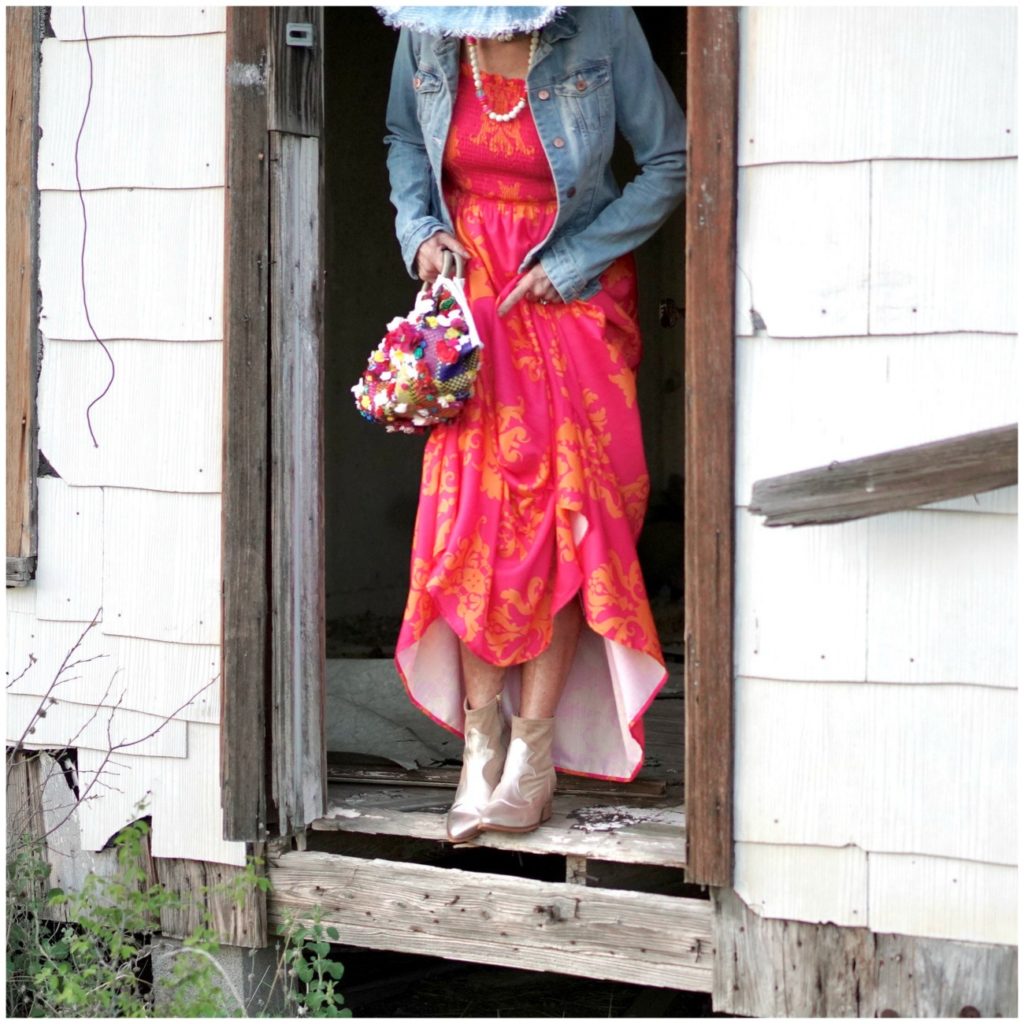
39, 34, 224, 189
712, 885, 1017, 1017
749, 424, 1017, 526
268, 850, 712, 991
738, 8, 1017, 164
315, 785, 686, 867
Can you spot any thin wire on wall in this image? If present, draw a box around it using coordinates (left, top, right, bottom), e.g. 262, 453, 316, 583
75, 5, 116, 448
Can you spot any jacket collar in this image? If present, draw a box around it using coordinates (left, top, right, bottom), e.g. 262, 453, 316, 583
431, 9, 576, 75
542, 8, 577, 43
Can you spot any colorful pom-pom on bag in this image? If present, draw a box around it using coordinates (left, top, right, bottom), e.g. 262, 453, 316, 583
352, 251, 483, 434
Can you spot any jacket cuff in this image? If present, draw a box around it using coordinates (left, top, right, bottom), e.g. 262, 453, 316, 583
540, 237, 606, 303
401, 217, 449, 279
539, 237, 590, 303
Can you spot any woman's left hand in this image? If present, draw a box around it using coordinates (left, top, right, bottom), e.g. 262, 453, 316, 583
498, 264, 562, 317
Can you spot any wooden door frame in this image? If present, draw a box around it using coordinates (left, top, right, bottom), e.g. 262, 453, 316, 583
220, 6, 326, 842
220, 6, 741, 887
683, 7, 738, 887
6, 7, 42, 587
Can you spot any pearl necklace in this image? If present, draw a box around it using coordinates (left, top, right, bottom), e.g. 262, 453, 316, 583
466, 31, 540, 123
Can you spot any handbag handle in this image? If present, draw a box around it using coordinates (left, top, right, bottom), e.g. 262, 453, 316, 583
439, 249, 465, 283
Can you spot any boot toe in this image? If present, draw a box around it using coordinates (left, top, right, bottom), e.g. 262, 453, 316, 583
446, 806, 483, 842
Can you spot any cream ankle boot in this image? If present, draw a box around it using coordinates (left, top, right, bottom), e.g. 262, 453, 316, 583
446, 694, 510, 842
479, 715, 556, 834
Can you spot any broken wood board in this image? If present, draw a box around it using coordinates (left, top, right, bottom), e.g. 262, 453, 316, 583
712, 885, 1017, 1017
749, 423, 1017, 527
267, 850, 711, 991
156, 856, 267, 947
314, 784, 686, 868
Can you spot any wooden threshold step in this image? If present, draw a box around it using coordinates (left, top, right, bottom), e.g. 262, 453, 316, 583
326, 759, 668, 798
267, 850, 712, 992
314, 785, 687, 868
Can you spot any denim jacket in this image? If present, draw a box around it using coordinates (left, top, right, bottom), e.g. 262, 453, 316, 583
384, 7, 687, 302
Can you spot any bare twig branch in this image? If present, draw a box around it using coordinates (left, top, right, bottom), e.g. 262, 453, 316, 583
6, 609, 104, 781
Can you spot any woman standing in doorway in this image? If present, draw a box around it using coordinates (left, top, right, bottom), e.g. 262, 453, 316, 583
379, 5, 686, 840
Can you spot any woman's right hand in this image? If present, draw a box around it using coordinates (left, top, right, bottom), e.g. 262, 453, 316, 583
415, 231, 470, 284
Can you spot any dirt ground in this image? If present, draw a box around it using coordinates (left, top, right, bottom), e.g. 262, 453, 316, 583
336, 946, 730, 1018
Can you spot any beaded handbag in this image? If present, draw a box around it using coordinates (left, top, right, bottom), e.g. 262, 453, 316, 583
352, 252, 483, 434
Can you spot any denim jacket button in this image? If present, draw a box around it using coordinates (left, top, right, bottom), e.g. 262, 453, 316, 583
567, 186, 577, 198
553, 136, 566, 148
575, 79, 587, 92
413, 75, 422, 89
538, 89, 551, 100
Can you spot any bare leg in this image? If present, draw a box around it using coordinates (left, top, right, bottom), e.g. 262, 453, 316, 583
460, 642, 505, 710
520, 598, 584, 719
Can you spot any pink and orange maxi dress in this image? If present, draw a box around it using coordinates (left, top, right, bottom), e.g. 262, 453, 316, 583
395, 61, 667, 782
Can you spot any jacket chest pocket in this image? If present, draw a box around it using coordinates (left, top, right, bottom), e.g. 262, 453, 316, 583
553, 60, 612, 135
412, 67, 444, 128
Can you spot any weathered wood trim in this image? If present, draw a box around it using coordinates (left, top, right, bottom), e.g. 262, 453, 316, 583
6, 749, 46, 859
5, 7, 41, 585
269, 129, 327, 835
749, 423, 1018, 527
156, 857, 268, 947
711, 886, 1018, 1017
221, 6, 271, 842
683, 6, 739, 888
315, 786, 687, 867
268, 7, 323, 136
6, 555, 37, 586
268, 850, 713, 991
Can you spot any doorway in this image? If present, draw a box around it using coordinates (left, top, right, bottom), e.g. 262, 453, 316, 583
318, 7, 689, 856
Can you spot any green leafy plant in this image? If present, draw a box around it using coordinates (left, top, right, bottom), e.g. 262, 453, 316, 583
6, 810, 246, 1017
7, 750, 352, 1017
275, 907, 352, 1018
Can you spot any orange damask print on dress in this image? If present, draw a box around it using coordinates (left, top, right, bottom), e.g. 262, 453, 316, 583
395, 62, 667, 782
